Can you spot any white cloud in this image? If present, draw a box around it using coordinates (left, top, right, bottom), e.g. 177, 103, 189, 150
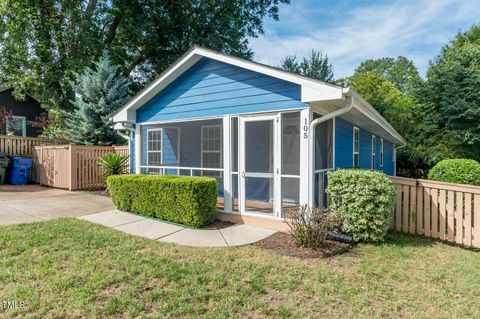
250, 0, 479, 78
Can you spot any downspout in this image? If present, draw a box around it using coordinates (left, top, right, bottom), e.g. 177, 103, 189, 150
393, 140, 407, 176
115, 123, 136, 172
308, 93, 355, 207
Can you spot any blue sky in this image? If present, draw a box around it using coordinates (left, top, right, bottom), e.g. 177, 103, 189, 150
249, 0, 479, 78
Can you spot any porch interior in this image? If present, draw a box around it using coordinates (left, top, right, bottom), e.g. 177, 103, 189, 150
139, 111, 333, 218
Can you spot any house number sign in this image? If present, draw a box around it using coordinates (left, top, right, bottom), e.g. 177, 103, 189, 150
303, 118, 309, 139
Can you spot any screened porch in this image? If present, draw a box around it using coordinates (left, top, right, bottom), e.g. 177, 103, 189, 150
138, 111, 333, 218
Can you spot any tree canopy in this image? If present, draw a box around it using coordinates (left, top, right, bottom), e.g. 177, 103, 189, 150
280, 50, 334, 82
354, 57, 422, 94
0, 0, 289, 111
419, 24, 480, 162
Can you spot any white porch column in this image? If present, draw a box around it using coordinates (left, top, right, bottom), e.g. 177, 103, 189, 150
299, 108, 312, 206
222, 115, 232, 212
135, 123, 141, 174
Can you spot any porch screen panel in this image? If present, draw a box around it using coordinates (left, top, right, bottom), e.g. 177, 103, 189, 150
244, 120, 274, 211
201, 125, 222, 173
314, 118, 333, 208
314, 119, 333, 170
281, 112, 301, 215
245, 120, 273, 173
282, 177, 299, 211
281, 112, 300, 175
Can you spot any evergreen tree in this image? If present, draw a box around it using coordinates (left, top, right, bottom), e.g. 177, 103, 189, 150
66, 52, 130, 145
280, 50, 334, 82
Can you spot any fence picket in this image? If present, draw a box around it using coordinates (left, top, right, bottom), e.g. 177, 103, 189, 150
409, 185, 416, 234
473, 195, 480, 247
464, 193, 472, 246
456, 192, 464, 245
424, 187, 431, 237
439, 189, 446, 240
396, 184, 402, 231
416, 186, 423, 235
447, 190, 455, 242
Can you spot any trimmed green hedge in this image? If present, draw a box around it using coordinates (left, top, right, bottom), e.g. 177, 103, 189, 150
326, 169, 396, 242
106, 174, 218, 228
428, 159, 480, 185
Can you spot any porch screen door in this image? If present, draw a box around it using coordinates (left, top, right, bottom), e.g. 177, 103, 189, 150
239, 116, 280, 216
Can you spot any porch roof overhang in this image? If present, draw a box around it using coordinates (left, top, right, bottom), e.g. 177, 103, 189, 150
310, 89, 405, 145
111, 46, 405, 146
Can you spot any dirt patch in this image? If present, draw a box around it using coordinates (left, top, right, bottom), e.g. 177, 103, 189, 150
202, 219, 236, 230
254, 232, 352, 258
77, 189, 110, 197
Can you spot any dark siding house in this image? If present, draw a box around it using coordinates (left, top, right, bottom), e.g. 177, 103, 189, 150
0, 87, 44, 137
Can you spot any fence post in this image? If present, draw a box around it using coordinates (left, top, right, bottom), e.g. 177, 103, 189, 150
69, 144, 77, 191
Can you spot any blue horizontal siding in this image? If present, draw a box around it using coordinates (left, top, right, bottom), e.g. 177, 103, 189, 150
382, 140, 395, 175
359, 128, 371, 169
137, 58, 306, 122
334, 117, 396, 175
334, 117, 354, 169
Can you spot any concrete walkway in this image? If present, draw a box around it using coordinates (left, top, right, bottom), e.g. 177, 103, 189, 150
78, 210, 276, 247
0, 184, 276, 247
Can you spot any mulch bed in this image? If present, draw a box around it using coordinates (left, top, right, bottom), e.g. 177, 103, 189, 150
254, 232, 352, 258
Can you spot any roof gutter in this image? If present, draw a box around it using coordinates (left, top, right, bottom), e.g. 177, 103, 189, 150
308, 91, 355, 207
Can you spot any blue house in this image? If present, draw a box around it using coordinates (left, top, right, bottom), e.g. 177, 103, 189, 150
112, 47, 405, 222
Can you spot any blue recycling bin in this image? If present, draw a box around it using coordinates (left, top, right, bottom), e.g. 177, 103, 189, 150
8, 157, 34, 185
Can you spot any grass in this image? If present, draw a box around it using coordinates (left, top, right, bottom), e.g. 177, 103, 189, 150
1, 218, 480, 318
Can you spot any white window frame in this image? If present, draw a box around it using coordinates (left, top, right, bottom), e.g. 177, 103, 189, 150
380, 138, 384, 167
201, 124, 223, 176
353, 126, 359, 168
372, 135, 377, 169
146, 128, 163, 166
6, 115, 26, 137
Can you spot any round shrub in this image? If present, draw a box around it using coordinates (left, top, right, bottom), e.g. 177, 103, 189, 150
428, 159, 480, 185
326, 169, 396, 242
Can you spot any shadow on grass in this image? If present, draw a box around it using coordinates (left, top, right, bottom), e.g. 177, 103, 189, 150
383, 231, 480, 253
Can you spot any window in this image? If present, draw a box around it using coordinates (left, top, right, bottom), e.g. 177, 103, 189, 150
147, 129, 162, 165
380, 138, 384, 167
6, 116, 26, 137
353, 127, 359, 167
372, 135, 377, 169
201, 125, 222, 176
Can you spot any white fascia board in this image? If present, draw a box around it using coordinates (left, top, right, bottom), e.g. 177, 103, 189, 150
301, 84, 343, 102
112, 46, 345, 122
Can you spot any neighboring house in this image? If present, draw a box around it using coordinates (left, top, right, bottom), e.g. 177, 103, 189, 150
112, 47, 405, 221
0, 86, 44, 137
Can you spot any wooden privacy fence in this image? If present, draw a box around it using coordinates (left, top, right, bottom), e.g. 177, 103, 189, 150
0, 135, 66, 156
33, 144, 129, 190
390, 176, 480, 248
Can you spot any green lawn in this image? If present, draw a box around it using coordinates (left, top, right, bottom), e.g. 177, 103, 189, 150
1, 219, 479, 318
